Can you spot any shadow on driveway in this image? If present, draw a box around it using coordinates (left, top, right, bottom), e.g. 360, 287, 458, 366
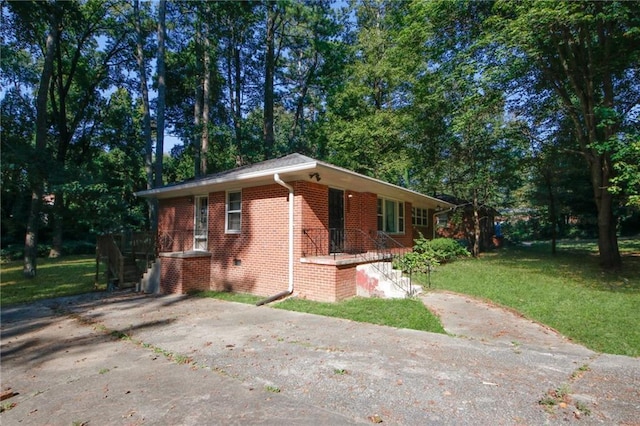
1, 291, 638, 425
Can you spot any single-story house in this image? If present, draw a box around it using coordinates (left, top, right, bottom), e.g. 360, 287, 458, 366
135, 153, 453, 302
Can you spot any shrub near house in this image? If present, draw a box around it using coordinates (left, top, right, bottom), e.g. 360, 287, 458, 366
394, 237, 470, 275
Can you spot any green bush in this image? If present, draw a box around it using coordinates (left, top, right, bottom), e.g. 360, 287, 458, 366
426, 238, 470, 261
394, 237, 469, 274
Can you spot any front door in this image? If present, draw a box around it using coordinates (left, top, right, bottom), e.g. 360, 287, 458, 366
328, 188, 344, 253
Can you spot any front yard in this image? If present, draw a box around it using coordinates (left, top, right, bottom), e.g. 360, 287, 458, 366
1, 255, 106, 306
416, 239, 640, 357
2, 239, 638, 356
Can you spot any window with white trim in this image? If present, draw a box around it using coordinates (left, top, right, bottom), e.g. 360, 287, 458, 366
436, 213, 449, 228
194, 196, 208, 250
377, 198, 404, 234
412, 207, 429, 227
226, 190, 241, 233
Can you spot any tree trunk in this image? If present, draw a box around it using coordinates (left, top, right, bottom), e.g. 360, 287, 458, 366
154, 0, 166, 188
289, 50, 318, 148
263, 3, 277, 158
544, 168, 557, 255
47, 28, 72, 259
234, 45, 242, 154
134, 0, 156, 229
24, 10, 58, 278
200, 6, 211, 176
472, 188, 480, 257
590, 154, 621, 269
193, 14, 203, 177
49, 191, 64, 258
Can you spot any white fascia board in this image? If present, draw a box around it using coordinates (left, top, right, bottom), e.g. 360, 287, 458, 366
315, 163, 455, 209
135, 161, 317, 198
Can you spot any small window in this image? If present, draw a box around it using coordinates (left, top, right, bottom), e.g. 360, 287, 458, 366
412, 207, 428, 227
226, 190, 241, 233
377, 197, 404, 234
437, 213, 448, 228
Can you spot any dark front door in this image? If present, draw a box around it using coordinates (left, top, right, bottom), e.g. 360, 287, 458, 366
328, 188, 344, 253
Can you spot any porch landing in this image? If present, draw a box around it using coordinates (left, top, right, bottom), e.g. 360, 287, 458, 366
299, 251, 394, 266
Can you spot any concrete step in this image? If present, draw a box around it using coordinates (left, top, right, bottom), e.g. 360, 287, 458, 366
356, 262, 415, 299
139, 258, 161, 294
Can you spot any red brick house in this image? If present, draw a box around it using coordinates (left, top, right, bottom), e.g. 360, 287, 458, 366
432, 194, 500, 252
136, 154, 453, 302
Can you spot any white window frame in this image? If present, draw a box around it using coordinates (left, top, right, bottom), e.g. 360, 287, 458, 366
377, 197, 405, 234
412, 207, 429, 227
225, 190, 242, 234
194, 195, 208, 251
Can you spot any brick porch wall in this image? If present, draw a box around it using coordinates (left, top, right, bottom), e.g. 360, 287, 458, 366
295, 262, 357, 302
159, 253, 211, 294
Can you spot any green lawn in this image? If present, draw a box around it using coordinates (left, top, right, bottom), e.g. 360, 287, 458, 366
417, 239, 640, 357
192, 290, 264, 305
1, 255, 106, 306
274, 297, 446, 334
3, 240, 638, 357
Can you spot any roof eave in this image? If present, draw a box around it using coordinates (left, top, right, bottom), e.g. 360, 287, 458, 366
135, 161, 318, 199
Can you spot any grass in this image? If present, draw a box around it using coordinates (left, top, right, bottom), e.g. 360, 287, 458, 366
1, 255, 106, 307
417, 238, 640, 357
273, 297, 446, 334
194, 290, 446, 334
190, 290, 263, 305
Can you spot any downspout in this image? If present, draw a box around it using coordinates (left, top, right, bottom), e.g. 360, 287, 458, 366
256, 173, 294, 306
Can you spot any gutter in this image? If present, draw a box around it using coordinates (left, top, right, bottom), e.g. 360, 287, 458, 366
256, 174, 294, 306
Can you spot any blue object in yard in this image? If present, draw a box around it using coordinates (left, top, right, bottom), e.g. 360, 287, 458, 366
494, 222, 502, 238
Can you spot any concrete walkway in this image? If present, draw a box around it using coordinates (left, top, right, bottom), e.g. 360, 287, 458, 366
1, 291, 639, 425
420, 291, 588, 352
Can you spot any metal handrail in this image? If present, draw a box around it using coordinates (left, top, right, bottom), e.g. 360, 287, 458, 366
157, 229, 200, 253
301, 228, 415, 296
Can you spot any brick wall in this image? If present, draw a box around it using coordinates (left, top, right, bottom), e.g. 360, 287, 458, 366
160, 256, 182, 294
207, 184, 291, 297
158, 197, 194, 252
295, 262, 357, 302
156, 179, 418, 301
159, 253, 211, 294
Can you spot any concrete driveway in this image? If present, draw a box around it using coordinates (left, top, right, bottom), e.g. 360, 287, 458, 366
1, 291, 638, 425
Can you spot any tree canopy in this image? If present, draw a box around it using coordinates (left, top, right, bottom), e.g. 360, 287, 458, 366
1, 0, 638, 273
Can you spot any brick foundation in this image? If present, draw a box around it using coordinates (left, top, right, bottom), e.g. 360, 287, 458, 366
159, 252, 212, 294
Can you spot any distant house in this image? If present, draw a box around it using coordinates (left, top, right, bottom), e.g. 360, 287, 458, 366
135, 154, 453, 302
432, 194, 500, 252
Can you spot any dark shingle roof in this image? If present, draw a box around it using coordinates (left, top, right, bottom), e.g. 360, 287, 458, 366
203, 153, 314, 181
158, 153, 315, 190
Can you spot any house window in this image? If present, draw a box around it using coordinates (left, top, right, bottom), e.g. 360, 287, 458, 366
436, 213, 449, 228
194, 196, 208, 250
226, 190, 241, 233
377, 198, 404, 234
412, 207, 428, 227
